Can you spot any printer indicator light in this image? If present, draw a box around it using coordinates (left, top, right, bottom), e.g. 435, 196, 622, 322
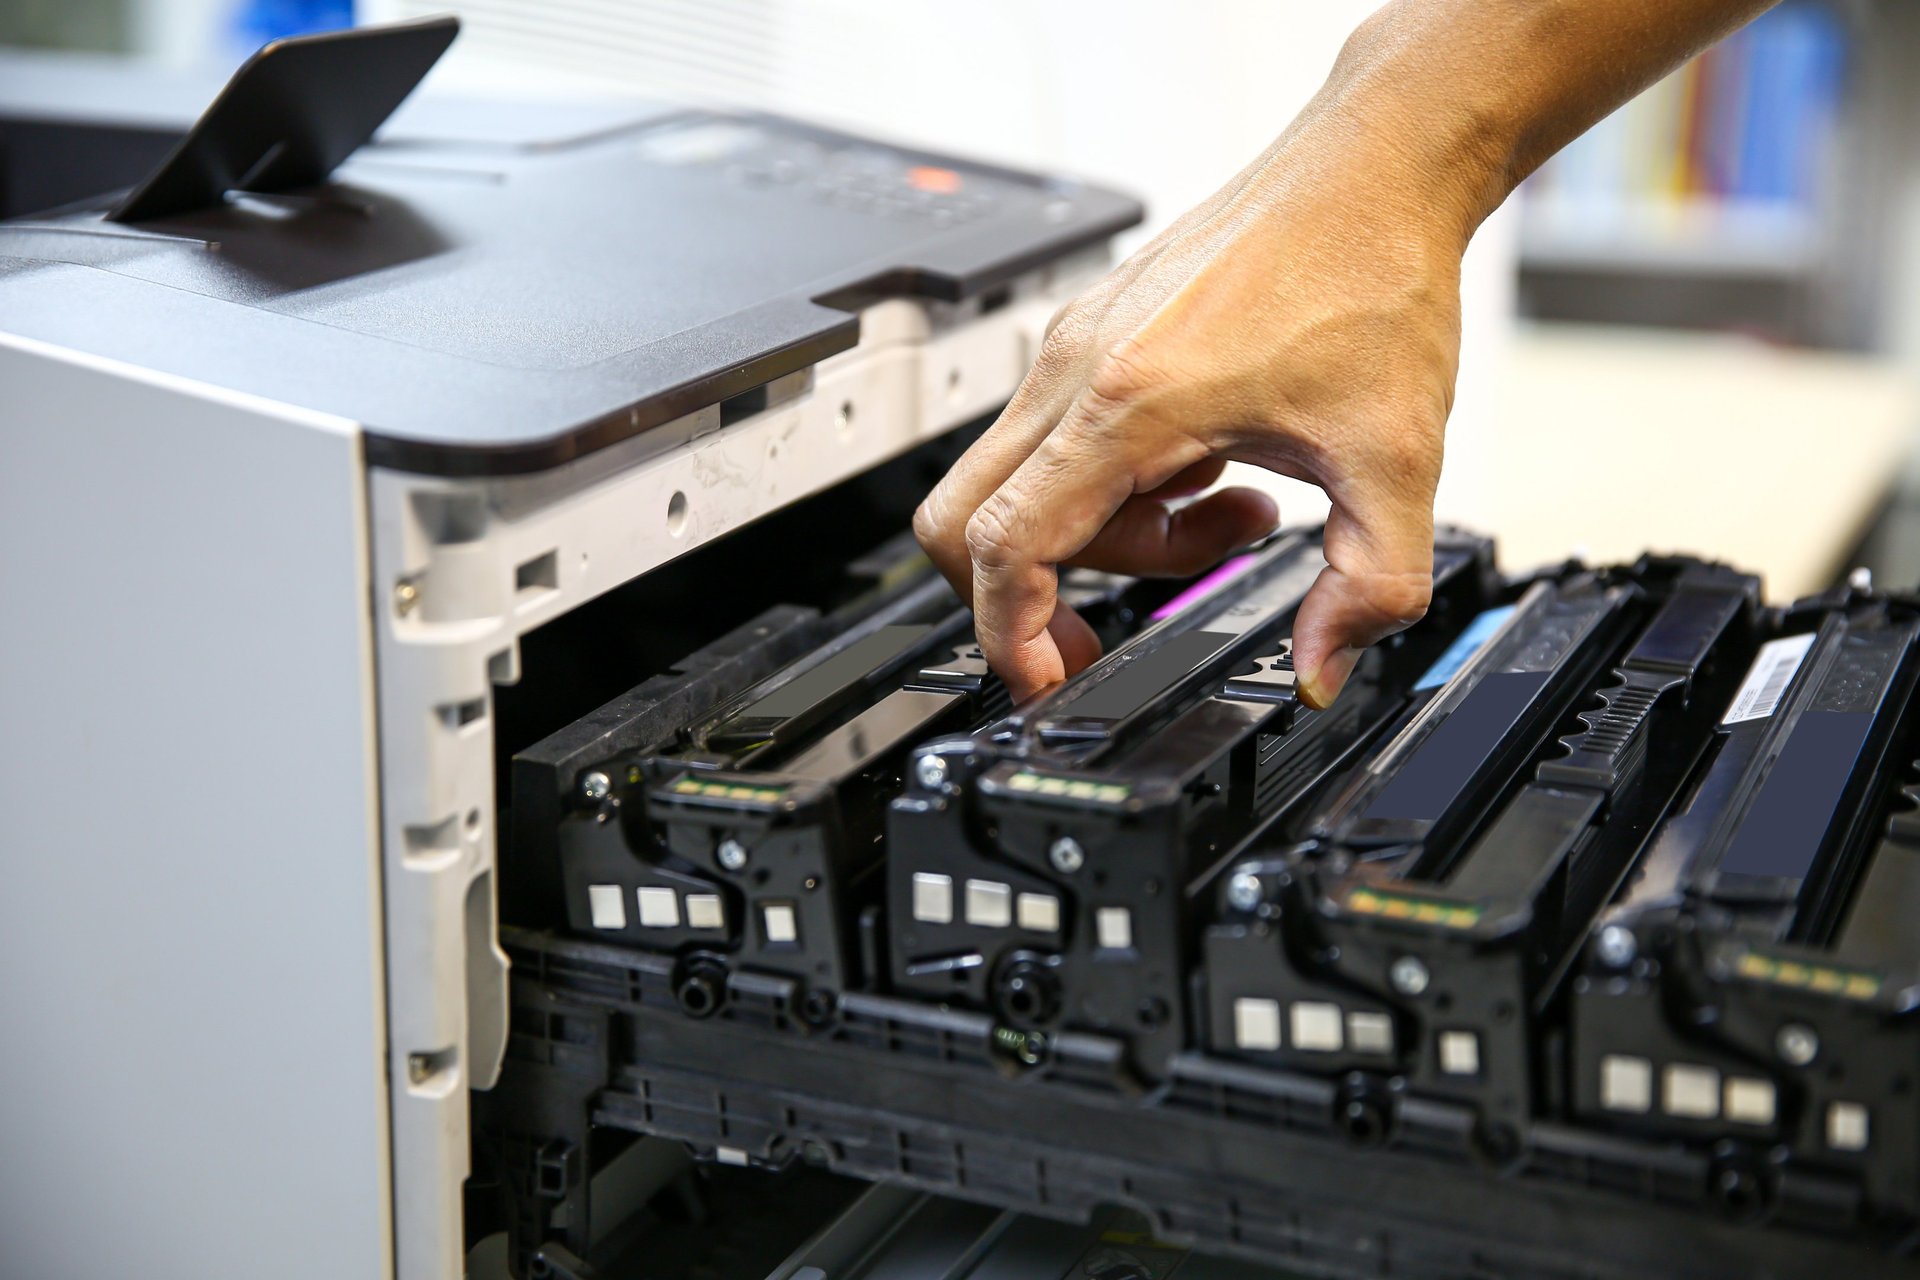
908, 165, 963, 194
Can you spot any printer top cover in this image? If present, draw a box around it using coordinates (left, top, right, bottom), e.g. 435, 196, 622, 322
0, 93, 1139, 475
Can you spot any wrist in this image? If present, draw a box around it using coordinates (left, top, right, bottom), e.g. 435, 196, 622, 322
1313, 5, 1530, 247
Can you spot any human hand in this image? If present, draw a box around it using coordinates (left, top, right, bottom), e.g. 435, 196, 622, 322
913, 70, 1474, 709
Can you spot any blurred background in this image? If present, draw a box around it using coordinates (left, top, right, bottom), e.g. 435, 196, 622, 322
6, 0, 1917, 598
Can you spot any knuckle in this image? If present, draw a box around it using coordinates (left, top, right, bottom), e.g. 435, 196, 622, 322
1086, 340, 1159, 412
1054, 277, 1119, 330
1034, 325, 1076, 373
1356, 571, 1433, 630
911, 497, 946, 549
1374, 420, 1439, 472
1044, 299, 1084, 338
1038, 301, 1098, 362
964, 495, 1021, 570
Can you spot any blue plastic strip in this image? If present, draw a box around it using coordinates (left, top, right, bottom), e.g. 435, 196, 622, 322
1414, 605, 1516, 692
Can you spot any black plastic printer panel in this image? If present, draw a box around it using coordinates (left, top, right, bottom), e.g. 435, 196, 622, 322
0, 60, 1144, 476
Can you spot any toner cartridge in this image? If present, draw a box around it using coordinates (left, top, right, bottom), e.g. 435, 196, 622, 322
886, 528, 1500, 1081
1569, 590, 1920, 1229
1204, 558, 1761, 1154
481, 539, 1920, 1280
524, 560, 1146, 1016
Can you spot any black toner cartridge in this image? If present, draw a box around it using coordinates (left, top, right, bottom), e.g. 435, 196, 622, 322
1204, 558, 1760, 1153
526, 562, 1144, 1017
886, 529, 1499, 1080
1569, 591, 1920, 1229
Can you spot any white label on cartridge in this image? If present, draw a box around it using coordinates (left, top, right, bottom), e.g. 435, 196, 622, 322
1722, 633, 1815, 725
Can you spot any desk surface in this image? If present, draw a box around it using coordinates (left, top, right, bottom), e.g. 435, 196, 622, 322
1229, 323, 1916, 599
1481, 324, 1917, 598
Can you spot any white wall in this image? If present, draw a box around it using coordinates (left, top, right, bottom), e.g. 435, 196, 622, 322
128, 0, 243, 64
374, 0, 1517, 527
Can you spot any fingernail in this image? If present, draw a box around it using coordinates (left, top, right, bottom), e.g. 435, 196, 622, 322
1298, 646, 1360, 711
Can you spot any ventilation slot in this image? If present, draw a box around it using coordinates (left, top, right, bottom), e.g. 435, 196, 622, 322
720, 384, 770, 426
439, 697, 487, 730
515, 550, 559, 601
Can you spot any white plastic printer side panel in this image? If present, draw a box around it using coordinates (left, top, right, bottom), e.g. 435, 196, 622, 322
0, 336, 392, 1280
369, 268, 1103, 1280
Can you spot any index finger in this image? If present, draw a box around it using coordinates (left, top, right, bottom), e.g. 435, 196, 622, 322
964, 402, 1210, 699
914, 335, 1093, 606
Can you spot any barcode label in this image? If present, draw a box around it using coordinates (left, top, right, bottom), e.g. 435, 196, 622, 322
1721, 633, 1815, 725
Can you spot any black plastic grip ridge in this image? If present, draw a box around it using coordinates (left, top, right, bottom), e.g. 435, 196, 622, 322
1539, 681, 1660, 792
1540, 578, 1752, 792
1439, 575, 1755, 930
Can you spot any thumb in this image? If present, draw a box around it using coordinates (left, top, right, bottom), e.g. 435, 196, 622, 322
1291, 495, 1436, 711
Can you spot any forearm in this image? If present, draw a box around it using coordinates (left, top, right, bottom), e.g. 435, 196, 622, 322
915, 0, 1780, 706
1311, 0, 1779, 246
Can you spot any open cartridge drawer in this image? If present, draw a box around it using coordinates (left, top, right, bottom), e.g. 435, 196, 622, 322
475, 531, 1920, 1280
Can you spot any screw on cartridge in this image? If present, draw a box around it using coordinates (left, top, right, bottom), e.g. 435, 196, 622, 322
913, 753, 950, 791
1389, 955, 1431, 997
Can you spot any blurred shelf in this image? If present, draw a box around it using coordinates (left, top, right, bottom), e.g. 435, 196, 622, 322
1518, 196, 1823, 278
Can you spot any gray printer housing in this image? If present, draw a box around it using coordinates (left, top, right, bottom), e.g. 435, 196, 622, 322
0, 49, 1138, 1280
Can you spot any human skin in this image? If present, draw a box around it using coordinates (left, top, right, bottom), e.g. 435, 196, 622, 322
913, 0, 1779, 708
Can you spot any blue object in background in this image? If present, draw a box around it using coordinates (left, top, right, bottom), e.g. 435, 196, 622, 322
1734, 2, 1848, 203
1537, 0, 1849, 214
230, 0, 355, 53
